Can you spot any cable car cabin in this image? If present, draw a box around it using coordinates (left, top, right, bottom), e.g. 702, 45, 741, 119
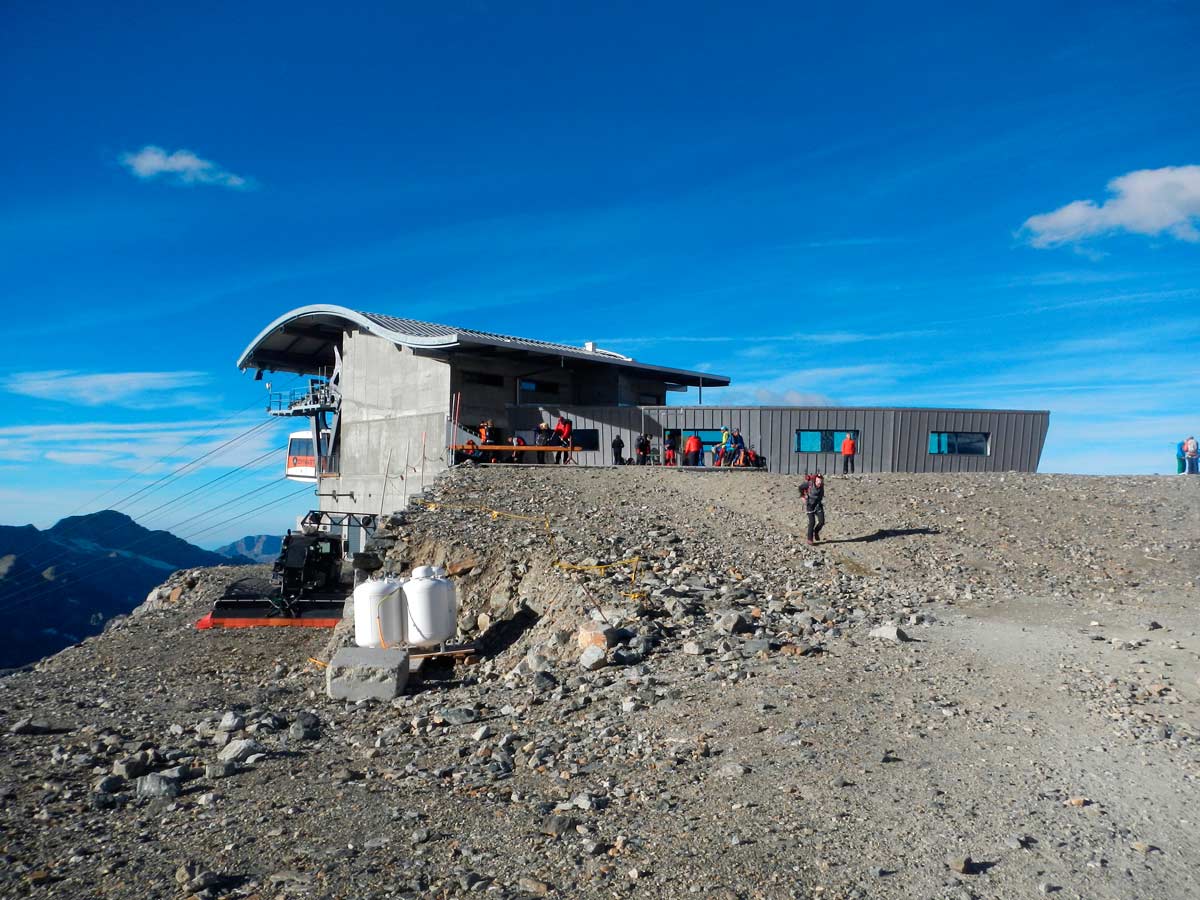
285, 430, 331, 482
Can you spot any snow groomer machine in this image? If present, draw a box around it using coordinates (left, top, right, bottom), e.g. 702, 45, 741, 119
197, 511, 377, 629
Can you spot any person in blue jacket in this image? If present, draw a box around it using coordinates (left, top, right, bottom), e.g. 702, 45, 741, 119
727, 428, 746, 465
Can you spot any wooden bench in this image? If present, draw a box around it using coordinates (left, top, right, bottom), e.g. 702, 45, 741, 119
451, 444, 582, 452
451, 444, 583, 463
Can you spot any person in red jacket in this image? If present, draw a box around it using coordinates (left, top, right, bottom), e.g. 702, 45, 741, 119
683, 432, 703, 467
556, 418, 573, 464
507, 435, 527, 463
840, 432, 857, 475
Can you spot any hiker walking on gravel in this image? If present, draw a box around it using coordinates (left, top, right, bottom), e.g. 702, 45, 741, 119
802, 474, 825, 545
840, 432, 857, 474
1185, 435, 1200, 475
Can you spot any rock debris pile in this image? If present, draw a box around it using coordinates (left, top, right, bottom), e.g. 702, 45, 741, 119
1, 468, 1197, 900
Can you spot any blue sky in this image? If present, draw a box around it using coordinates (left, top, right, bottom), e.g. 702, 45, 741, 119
3, 1, 1199, 546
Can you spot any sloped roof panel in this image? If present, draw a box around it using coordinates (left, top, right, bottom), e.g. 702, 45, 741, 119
238, 304, 730, 387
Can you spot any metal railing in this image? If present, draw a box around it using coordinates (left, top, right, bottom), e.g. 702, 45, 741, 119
268, 380, 340, 415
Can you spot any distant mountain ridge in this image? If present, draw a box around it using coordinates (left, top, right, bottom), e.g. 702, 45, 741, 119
215, 534, 283, 564
0, 511, 252, 670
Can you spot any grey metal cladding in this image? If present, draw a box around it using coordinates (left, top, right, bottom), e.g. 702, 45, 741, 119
510, 404, 1048, 473
359, 312, 459, 339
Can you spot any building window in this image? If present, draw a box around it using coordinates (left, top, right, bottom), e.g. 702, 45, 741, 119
928, 431, 989, 455
462, 371, 504, 388
794, 429, 858, 452
637, 393, 661, 405
571, 428, 600, 451
519, 379, 560, 395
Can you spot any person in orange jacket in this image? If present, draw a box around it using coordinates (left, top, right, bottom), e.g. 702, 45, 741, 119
840, 432, 857, 475
683, 432, 703, 466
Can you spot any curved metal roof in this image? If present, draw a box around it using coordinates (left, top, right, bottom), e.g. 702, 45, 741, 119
238, 304, 729, 387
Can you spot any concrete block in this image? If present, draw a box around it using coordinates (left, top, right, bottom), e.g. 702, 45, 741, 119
327, 646, 410, 701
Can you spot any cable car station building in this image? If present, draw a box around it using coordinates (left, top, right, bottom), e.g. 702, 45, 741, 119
239, 305, 1049, 517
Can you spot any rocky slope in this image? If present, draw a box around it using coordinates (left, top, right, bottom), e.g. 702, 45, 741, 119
0, 468, 1197, 900
214, 535, 284, 565
0, 510, 250, 669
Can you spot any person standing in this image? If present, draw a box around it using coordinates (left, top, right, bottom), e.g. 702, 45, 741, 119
557, 418, 573, 464
612, 434, 625, 465
1185, 435, 1200, 475
683, 432, 703, 467
840, 432, 857, 475
533, 422, 551, 463
635, 433, 651, 465
663, 433, 677, 466
802, 474, 825, 545
1178, 438, 1188, 475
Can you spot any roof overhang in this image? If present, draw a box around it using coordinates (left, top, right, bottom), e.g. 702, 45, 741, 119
238, 304, 730, 388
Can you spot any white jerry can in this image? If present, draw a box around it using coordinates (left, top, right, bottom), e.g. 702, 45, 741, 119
403, 566, 458, 648
353, 577, 405, 648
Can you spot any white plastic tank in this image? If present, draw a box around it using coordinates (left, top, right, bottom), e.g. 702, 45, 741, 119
403, 566, 457, 648
353, 577, 405, 648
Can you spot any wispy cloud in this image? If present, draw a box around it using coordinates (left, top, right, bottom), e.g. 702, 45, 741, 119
119, 145, 253, 189
8, 370, 210, 408
43, 450, 119, 466
0, 418, 292, 534
1021, 165, 1200, 247
708, 363, 913, 407
0, 416, 285, 477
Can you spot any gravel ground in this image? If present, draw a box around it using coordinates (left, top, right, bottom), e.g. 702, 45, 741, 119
1, 467, 1198, 900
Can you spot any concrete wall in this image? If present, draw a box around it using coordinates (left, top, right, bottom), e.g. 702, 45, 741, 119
321, 331, 452, 523
508, 405, 1049, 473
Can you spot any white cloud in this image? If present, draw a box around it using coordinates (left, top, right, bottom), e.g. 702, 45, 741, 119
43, 450, 120, 466
9, 370, 210, 408
0, 417, 290, 534
119, 145, 252, 189
707, 363, 910, 407
1022, 165, 1200, 247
